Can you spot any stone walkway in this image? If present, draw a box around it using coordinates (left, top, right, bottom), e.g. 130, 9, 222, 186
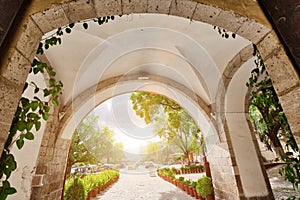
91, 165, 300, 200
267, 166, 300, 199
92, 167, 197, 200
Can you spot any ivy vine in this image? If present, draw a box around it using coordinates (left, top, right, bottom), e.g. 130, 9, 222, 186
247, 44, 299, 191
0, 15, 116, 199
213, 26, 236, 39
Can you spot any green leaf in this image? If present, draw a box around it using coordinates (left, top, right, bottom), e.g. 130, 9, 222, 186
17, 121, 27, 131
33, 96, 42, 102
25, 132, 34, 140
43, 89, 51, 97
45, 106, 50, 113
35, 121, 41, 131
31, 101, 39, 111
34, 87, 39, 94
286, 152, 294, 156
20, 97, 29, 107
65, 28, 71, 33
4, 187, 16, 195
26, 122, 34, 131
15, 106, 22, 117
36, 46, 44, 55
2, 181, 10, 189
49, 71, 56, 76
251, 68, 260, 74
22, 82, 28, 93
83, 22, 88, 29
9, 124, 17, 138
23, 103, 31, 114
49, 78, 55, 87
42, 112, 49, 121
56, 27, 63, 36
69, 23, 75, 28
52, 98, 59, 106
16, 138, 24, 149
33, 67, 39, 74
27, 112, 39, 119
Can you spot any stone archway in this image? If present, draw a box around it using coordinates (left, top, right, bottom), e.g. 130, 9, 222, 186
0, 0, 299, 200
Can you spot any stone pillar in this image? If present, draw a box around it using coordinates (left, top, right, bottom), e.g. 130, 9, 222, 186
0, 5, 43, 152
0, 77, 23, 152
30, 105, 71, 200
221, 58, 274, 199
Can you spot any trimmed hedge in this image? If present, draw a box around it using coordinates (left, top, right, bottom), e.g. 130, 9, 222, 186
64, 177, 85, 200
64, 170, 119, 200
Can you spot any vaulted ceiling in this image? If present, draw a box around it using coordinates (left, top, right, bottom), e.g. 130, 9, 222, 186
42, 14, 251, 109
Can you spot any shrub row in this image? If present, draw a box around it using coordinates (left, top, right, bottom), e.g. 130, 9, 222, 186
64, 170, 119, 200
158, 167, 214, 200
159, 164, 204, 175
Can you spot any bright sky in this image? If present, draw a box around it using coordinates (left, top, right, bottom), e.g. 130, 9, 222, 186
90, 93, 161, 154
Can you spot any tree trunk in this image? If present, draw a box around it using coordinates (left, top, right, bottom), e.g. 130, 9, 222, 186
189, 153, 194, 163
268, 126, 284, 157
65, 159, 73, 175
185, 152, 190, 164
258, 106, 285, 157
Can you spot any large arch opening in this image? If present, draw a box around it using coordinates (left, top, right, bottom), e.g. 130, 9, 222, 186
63, 90, 215, 199
1, 1, 299, 200
14, 13, 268, 199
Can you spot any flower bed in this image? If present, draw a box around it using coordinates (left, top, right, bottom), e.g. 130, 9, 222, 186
64, 170, 119, 200
157, 167, 214, 200
179, 165, 204, 174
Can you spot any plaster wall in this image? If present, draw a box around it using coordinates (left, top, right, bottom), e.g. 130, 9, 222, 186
7, 72, 48, 200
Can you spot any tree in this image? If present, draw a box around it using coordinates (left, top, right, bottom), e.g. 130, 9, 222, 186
66, 132, 97, 175
247, 45, 298, 156
76, 116, 116, 163
66, 114, 120, 174
97, 126, 114, 163
142, 141, 161, 162
66, 115, 100, 174
130, 92, 204, 163
110, 142, 124, 163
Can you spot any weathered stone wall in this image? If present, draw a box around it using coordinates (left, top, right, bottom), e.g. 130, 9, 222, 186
208, 142, 240, 199
257, 34, 300, 148
30, 105, 71, 200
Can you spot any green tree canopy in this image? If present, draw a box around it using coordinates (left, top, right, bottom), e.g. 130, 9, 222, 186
110, 142, 124, 163
247, 45, 298, 156
67, 114, 124, 174
130, 92, 204, 163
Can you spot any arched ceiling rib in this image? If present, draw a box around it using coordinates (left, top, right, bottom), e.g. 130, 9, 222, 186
43, 14, 251, 108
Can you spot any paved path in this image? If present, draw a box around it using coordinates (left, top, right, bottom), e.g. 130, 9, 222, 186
267, 166, 300, 199
92, 168, 197, 200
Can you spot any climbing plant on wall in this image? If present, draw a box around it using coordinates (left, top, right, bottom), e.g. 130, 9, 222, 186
246, 44, 299, 191
0, 16, 116, 199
